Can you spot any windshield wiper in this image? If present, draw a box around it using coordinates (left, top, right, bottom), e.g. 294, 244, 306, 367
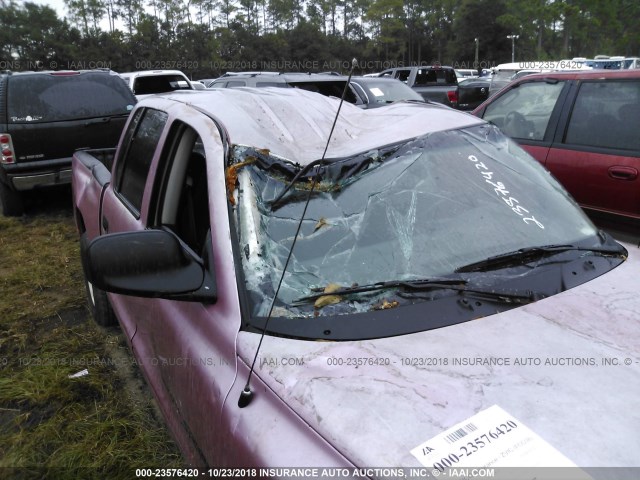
455, 243, 625, 273
293, 278, 536, 305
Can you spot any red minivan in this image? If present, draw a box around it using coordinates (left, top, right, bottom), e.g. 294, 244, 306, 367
473, 70, 640, 224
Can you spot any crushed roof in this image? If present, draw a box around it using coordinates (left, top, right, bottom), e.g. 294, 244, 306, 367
154, 87, 485, 164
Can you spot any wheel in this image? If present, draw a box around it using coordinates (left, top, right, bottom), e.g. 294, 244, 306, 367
0, 182, 24, 217
80, 233, 117, 327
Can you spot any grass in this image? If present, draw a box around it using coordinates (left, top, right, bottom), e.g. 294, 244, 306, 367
0, 213, 82, 324
0, 198, 183, 477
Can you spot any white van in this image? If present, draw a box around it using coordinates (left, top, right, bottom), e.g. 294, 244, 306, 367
584, 56, 640, 69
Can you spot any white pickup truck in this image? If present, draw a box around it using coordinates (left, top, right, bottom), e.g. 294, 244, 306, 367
119, 69, 194, 98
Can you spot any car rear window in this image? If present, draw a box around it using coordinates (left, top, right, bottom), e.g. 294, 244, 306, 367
414, 68, 457, 86
132, 75, 192, 95
8, 72, 135, 123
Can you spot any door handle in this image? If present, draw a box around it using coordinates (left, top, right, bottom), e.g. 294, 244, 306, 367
608, 166, 638, 181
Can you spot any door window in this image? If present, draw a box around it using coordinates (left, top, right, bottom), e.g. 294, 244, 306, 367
414, 69, 457, 86
565, 80, 640, 151
483, 81, 565, 141
152, 123, 211, 258
115, 108, 168, 213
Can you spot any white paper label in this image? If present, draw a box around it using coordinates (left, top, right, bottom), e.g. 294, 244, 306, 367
411, 405, 578, 469
369, 87, 384, 97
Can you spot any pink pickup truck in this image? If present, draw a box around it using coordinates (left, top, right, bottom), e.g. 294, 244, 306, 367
72, 88, 640, 472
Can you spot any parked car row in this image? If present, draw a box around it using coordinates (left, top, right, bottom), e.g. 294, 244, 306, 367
2, 65, 638, 230
203, 66, 461, 109
0, 69, 424, 217
208, 72, 426, 108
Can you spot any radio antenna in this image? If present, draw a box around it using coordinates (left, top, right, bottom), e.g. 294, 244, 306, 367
238, 58, 358, 408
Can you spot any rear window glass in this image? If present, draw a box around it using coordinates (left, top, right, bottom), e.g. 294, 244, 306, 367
132, 75, 192, 95
414, 69, 457, 86
8, 72, 136, 123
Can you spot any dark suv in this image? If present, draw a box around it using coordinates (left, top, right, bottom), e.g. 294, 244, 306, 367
0, 70, 137, 216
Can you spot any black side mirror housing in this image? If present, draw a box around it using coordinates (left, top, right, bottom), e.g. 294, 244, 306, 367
86, 229, 217, 303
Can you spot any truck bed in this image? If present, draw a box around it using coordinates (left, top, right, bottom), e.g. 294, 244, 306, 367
72, 148, 116, 239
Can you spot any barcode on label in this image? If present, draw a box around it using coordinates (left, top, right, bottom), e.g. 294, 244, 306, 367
444, 422, 478, 444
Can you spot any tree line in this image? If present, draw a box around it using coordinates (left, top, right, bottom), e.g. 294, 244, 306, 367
1, 0, 639, 79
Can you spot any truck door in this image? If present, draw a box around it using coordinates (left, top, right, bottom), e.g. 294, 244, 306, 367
129, 118, 240, 467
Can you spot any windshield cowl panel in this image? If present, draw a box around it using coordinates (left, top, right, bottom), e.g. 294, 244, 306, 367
240, 250, 622, 340
232, 124, 623, 339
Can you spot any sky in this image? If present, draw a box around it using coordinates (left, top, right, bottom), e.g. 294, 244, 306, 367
29, 0, 68, 16
25, 0, 120, 33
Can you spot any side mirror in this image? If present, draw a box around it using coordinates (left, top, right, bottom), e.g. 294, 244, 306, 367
85, 229, 217, 303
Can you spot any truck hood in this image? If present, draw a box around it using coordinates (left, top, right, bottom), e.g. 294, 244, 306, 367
236, 240, 640, 469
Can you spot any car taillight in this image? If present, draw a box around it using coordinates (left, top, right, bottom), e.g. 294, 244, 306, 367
448, 90, 458, 105
1, 134, 15, 164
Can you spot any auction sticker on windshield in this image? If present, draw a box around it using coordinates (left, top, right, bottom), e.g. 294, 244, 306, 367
410, 405, 580, 470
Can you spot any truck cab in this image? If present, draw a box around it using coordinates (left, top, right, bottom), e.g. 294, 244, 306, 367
378, 65, 458, 107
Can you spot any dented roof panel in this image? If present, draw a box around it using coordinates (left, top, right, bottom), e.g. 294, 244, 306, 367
157, 88, 483, 164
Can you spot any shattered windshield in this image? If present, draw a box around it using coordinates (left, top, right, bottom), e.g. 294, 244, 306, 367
233, 124, 598, 319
